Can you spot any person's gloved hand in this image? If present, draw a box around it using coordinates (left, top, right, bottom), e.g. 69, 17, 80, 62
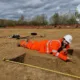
63, 48, 67, 52
63, 48, 68, 55
67, 57, 73, 62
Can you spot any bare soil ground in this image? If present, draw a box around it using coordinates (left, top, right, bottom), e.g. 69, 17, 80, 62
0, 28, 80, 80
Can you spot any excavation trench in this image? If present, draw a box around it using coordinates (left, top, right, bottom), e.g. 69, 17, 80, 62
9, 49, 74, 64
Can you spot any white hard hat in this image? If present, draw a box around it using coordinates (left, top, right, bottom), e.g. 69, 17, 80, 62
64, 34, 72, 44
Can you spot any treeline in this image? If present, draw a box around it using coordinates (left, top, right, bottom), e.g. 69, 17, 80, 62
0, 12, 80, 28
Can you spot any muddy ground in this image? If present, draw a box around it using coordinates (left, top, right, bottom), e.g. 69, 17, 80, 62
0, 29, 80, 80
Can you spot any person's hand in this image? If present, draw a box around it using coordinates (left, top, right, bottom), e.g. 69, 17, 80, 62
67, 57, 76, 63
63, 48, 67, 52
63, 48, 68, 55
67, 57, 72, 61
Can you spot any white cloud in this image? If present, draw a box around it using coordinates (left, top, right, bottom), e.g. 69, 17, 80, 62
26, 0, 42, 6
56, 6, 60, 10
76, 4, 80, 13
31, 0, 42, 4
73, 0, 80, 3
17, 9, 24, 14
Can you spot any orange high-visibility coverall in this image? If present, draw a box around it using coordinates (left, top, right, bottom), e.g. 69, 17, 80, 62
19, 39, 70, 61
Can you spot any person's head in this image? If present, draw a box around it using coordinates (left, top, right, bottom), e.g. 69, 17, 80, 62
63, 34, 72, 45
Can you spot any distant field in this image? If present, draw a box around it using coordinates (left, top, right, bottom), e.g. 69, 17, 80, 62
0, 29, 80, 80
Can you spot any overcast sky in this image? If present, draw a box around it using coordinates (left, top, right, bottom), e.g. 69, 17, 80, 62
0, 0, 80, 20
